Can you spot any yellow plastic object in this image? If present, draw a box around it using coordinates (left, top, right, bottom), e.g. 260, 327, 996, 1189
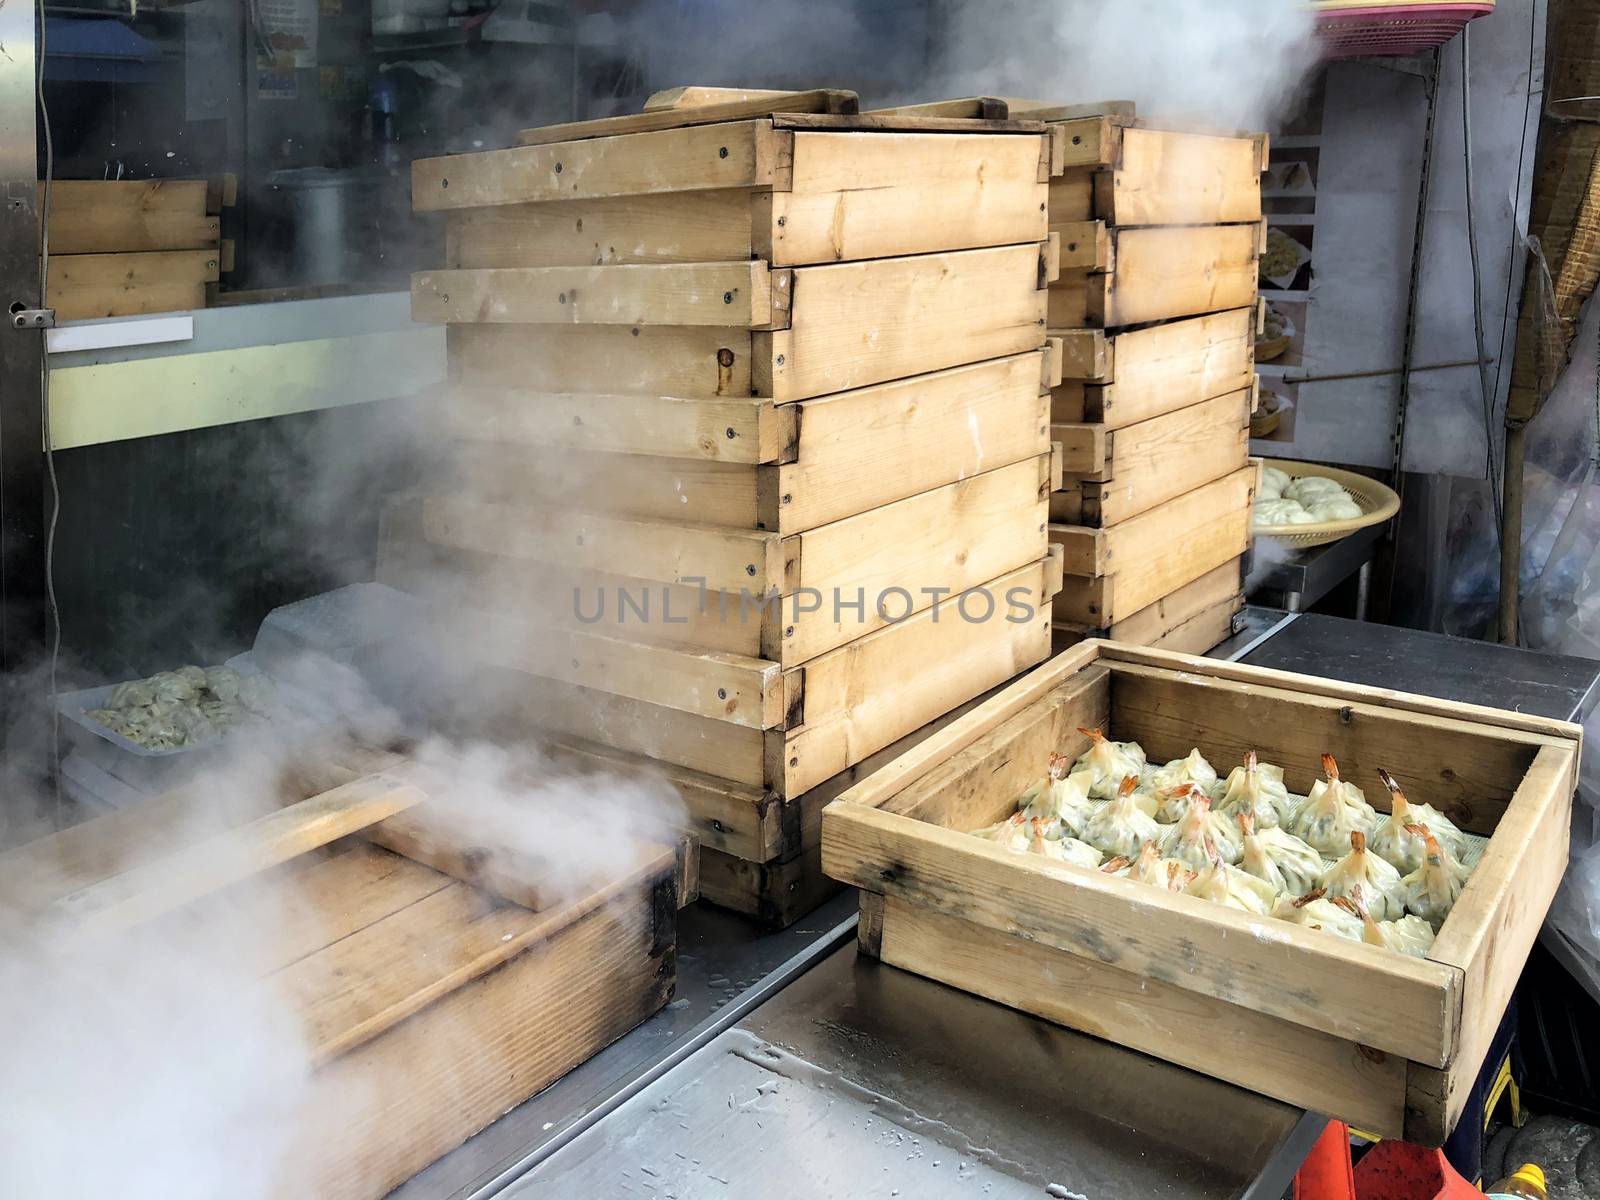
1253, 458, 1401, 549
1486, 1162, 1548, 1198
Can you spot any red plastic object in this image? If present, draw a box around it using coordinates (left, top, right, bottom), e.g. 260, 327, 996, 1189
1352, 1138, 1481, 1199
1295, 1121, 1356, 1200
1314, 2, 1495, 58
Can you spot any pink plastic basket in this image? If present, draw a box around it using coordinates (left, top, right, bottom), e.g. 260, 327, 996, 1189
1313, 1, 1495, 58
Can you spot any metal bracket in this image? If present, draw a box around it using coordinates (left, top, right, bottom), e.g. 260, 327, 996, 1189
10, 307, 55, 330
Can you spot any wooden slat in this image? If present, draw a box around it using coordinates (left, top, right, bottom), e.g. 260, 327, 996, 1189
644, 85, 812, 112
1053, 328, 1108, 379
1096, 127, 1263, 225
1409, 742, 1577, 1139
1049, 420, 1107, 475
1051, 219, 1110, 270
783, 454, 1051, 662
1075, 387, 1252, 523
47, 209, 219, 254
450, 440, 760, 528
698, 841, 838, 927
295, 869, 669, 1200
883, 666, 1109, 828
419, 494, 788, 595
1057, 558, 1243, 650
769, 113, 1046, 135
824, 806, 1460, 1066
1062, 464, 1254, 575
446, 190, 755, 268
50, 250, 219, 320
758, 243, 1048, 402
45, 178, 209, 215
866, 97, 1010, 119
431, 385, 786, 464
785, 556, 1055, 796
871, 898, 1411, 1138
1051, 117, 1117, 168
1047, 170, 1094, 222
516, 89, 858, 145
1009, 99, 1137, 122
1108, 661, 1556, 832
450, 324, 753, 398
777, 352, 1050, 531
52, 773, 427, 938
1092, 224, 1261, 328
756, 131, 1048, 265
1052, 308, 1256, 427
413, 121, 790, 212
413, 261, 780, 327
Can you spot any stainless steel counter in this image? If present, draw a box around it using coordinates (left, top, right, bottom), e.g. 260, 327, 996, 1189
392, 609, 1600, 1200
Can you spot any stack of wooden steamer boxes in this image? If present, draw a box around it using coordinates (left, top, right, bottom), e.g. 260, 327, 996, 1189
400, 90, 1068, 926
1033, 101, 1267, 654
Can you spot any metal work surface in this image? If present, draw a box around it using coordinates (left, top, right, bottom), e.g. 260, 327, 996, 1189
1238, 609, 1600, 724
504, 947, 1320, 1200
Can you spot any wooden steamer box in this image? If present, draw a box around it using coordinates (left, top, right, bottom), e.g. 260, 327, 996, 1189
47, 178, 234, 319
0, 757, 684, 1200
821, 641, 1582, 1144
1032, 102, 1267, 653
403, 91, 1065, 924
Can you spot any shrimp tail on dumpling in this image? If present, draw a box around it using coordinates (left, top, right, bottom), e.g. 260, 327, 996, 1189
1319, 830, 1407, 921
1083, 773, 1160, 859
1072, 727, 1147, 800
1400, 824, 1470, 929
1290, 752, 1379, 855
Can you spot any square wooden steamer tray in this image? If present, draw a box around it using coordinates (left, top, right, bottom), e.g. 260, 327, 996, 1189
1051, 307, 1257, 430
1052, 385, 1252, 526
1053, 557, 1245, 654
1050, 466, 1255, 625
821, 641, 1582, 1144
0, 759, 685, 1200
412, 116, 1058, 405
446, 548, 1063, 801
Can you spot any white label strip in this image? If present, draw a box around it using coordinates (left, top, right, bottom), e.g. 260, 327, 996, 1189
47, 315, 195, 355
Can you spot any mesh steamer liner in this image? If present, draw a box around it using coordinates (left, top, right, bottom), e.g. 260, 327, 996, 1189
1254, 458, 1400, 549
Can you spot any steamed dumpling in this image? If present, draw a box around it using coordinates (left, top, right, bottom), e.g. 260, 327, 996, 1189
1368, 768, 1468, 871
1184, 857, 1276, 914
1214, 751, 1294, 830
1083, 774, 1161, 858
1072, 727, 1146, 800
1271, 888, 1364, 941
972, 812, 1032, 851
1147, 748, 1218, 797
1020, 752, 1096, 837
1306, 495, 1362, 522
1108, 841, 1198, 893
1284, 475, 1347, 505
1401, 826, 1470, 928
1337, 886, 1437, 958
1319, 830, 1407, 922
1254, 498, 1315, 528
1026, 820, 1104, 869
1159, 794, 1243, 869
1260, 465, 1292, 500
1238, 811, 1324, 897
1290, 753, 1379, 855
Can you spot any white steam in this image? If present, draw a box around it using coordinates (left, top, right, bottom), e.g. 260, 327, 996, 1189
934, 0, 1320, 130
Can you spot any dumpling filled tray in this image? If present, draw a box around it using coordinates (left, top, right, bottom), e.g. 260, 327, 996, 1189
822, 640, 1581, 1144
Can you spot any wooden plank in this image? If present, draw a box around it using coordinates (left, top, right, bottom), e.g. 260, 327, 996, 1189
1049, 420, 1107, 475
413, 121, 789, 212
1048, 170, 1094, 222
52, 773, 427, 938
493, 670, 769, 788
769, 113, 1046, 135
378, 530, 772, 659
296, 872, 670, 1200
1053, 508, 1251, 625
1051, 219, 1110, 270
419, 494, 788, 595
1064, 464, 1254, 575
1058, 558, 1243, 649
413, 261, 780, 327
777, 352, 1050, 531
446, 191, 754, 268
1409, 742, 1577, 1139
756, 131, 1048, 265
450, 324, 753, 398
1058, 308, 1256, 428
1108, 662, 1557, 833
782, 455, 1051, 662
463, 616, 784, 728
1077, 387, 1252, 523
516, 90, 858, 145
50, 250, 219, 320
698, 840, 839, 927
1094, 224, 1261, 328
1051, 117, 1117, 168
866, 97, 1010, 119
1053, 328, 1108, 379
449, 440, 761, 528
784, 557, 1056, 796
758, 243, 1048, 402
45, 178, 208, 215
431, 384, 785, 464
883, 665, 1109, 827
1096, 127, 1263, 226
644, 85, 810, 111
825, 807, 1460, 1066
1009, 99, 1137, 122
871, 898, 1412, 1138
47, 208, 219, 254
